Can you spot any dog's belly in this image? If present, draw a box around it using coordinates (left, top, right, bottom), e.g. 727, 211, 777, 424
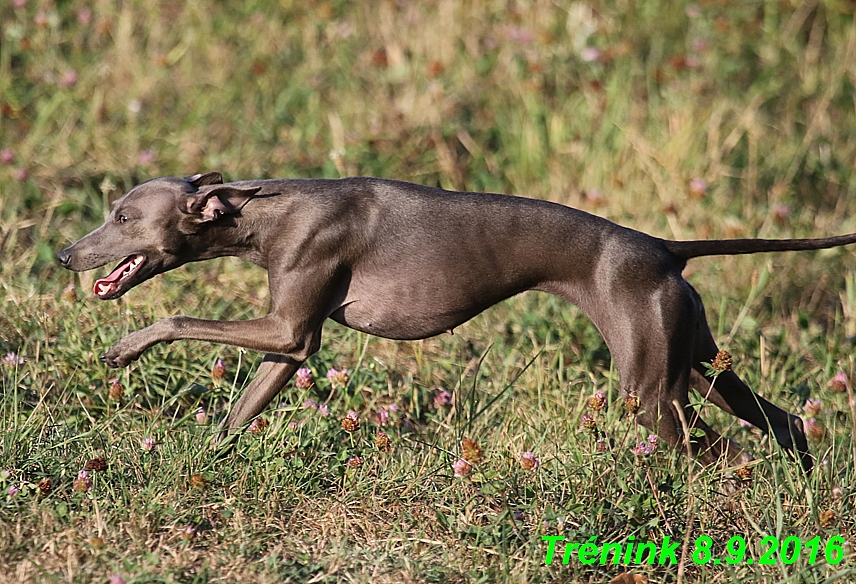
328, 301, 484, 340
327, 278, 521, 340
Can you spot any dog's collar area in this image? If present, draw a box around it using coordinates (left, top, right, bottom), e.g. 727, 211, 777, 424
94, 254, 146, 298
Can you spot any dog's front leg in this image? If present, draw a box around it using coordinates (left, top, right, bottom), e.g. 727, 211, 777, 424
215, 353, 302, 439
101, 314, 322, 368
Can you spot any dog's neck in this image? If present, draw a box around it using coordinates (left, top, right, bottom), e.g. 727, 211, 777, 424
188, 190, 294, 269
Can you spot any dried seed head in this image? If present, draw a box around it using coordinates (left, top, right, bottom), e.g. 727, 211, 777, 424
581, 413, 598, 432
711, 350, 733, 373
588, 391, 606, 411
341, 411, 360, 432
624, 394, 640, 414
37, 477, 52, 495
734, 465, 753, 482
108, 378, 124, 400
375, 431, 392, 453
461, 438, 483, 463
85, 457, 107, 472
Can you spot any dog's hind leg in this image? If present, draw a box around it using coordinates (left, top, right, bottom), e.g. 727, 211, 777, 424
689, 314, 812, 471
596, 277, 742, 466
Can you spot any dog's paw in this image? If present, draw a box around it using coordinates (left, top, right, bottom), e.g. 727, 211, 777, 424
100, 334, 150, 368
100, 348, 137, 368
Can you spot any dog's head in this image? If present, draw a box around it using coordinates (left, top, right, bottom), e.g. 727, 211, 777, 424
57, 172, 260, 300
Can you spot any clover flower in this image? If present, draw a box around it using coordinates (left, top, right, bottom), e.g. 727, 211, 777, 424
581, 413, 598, 432
632, 435, 659, 457
2, 352, 23, 367
376, 407, 390, 426
295, 367, 314, 389
829, 371, 848, 393
433, 390, 453, 408
62, 284, 77, 301
520, 451, 540, 471
341, 411, 360, 432
248, 416, 269, 434
73, 470, 92, 493
326, 367, 349, 389
805, 418, 825, 442
803, 398, 822, 416
453, 459, 472, 477
211, 359, 226, 382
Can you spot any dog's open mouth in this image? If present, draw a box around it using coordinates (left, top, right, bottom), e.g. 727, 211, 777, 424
94, 254, 146, 298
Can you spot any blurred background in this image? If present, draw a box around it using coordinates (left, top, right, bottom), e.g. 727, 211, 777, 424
3, 0, 856, 289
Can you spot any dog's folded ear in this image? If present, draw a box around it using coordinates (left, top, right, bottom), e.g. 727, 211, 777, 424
182, 185, 262, 223
185, 172, 224, 188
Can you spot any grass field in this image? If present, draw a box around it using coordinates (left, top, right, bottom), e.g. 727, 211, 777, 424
2, 0, 856, 582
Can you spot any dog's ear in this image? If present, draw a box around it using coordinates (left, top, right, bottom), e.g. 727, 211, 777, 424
182, 185, 262, 222
185, 172, 224, 188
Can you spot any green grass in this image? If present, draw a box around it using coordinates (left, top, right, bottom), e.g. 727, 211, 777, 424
2, 0, 856, 582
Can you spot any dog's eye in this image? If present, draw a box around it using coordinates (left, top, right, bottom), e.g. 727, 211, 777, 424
117, 214, 128, 224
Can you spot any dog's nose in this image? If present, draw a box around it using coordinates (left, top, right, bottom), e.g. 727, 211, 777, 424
57, 248, 72, 267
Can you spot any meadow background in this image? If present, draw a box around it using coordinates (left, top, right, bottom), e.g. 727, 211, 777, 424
2, 0, 856, 582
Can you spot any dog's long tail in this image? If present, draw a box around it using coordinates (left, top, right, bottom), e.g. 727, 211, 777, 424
662, 233, 856, 261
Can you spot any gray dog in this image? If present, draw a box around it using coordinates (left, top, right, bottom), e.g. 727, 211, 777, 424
58, 172, 856, 470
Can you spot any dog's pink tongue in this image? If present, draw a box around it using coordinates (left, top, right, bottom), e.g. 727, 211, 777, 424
93, 264, 127, 296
